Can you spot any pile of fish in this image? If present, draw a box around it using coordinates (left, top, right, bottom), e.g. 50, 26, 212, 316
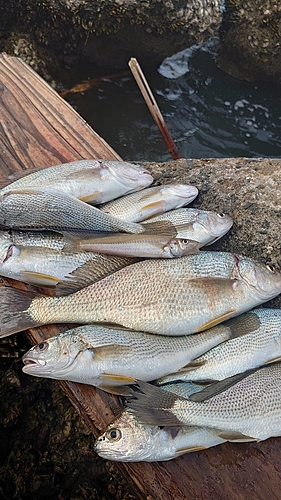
1, 158, 281, 462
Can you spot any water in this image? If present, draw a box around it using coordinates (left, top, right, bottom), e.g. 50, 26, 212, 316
60, 39, 281, 162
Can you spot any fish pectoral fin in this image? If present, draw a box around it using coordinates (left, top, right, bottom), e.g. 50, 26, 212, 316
217, 431, 257, 442
79, 192, 102, 203
21, 271, 60, 287
101, 373, 136, 384
179, 360, 206, 371
93, 344, 132, 359
188, 368, 257, 402
175, 445, 207, 455
195, 310, 237, 333
99, 373, 136, 396
140, 200, 166, 214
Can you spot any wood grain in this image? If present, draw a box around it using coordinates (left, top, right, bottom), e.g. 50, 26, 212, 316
0, 52, 280, 500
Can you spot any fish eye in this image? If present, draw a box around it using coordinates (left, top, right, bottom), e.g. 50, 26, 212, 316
217, 212, 226, 218
182, 239, 189, 244
106, 428, 122, 442
36, 341, 48, 352
266, 264, 275, 273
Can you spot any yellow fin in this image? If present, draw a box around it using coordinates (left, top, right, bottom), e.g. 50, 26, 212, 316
21, 271, 60, 286
93, 344, 132, 359
98, 383, 133, 396
263, 355, 281, 365
176, 446, 207, 455
179, 360, 206, 371
140, 200, 165, 213
101, 373, 136, 384
217, 431, 257, 442
79, 191, 102, 203
196, 310, 236, 333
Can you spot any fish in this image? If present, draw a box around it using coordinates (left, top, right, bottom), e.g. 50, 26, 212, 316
127, 362, 281, 442
157, 308, 281, 383
0, 159, 153, 204
143, 208, 233, 246
21, 321, 245, 393
79, 233, 200, 259
0, 188, 146, 235
1, 251, 281, 337
78, 208, 233, 258
94, 382, 226, 461
0, 229, 136, 294
99, 184, 198, 222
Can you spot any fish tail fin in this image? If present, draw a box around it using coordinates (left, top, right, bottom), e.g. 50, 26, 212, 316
0, 287, 42, 337
126, 380, 184, 426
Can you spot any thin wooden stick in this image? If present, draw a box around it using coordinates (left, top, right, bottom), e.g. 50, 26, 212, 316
129, 58, 181, 160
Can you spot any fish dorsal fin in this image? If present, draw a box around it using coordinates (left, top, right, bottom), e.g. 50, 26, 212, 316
188, 368, 257, 402
55, 255, 136, 295
0, 167, 50, 188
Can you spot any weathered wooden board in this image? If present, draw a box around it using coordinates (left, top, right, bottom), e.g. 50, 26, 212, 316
0, 53, 280, 500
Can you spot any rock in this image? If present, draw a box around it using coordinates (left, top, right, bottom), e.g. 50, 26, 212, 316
217, 0, 281, 83
0, 0, 221, 70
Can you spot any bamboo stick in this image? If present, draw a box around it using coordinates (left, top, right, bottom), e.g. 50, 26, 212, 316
129, 58, 181, 160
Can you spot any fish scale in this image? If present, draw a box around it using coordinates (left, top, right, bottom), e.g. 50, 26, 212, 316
158, 308, 281, 383
0, 159, 153, 203
2, 250, 280, 338
127, 363, 281, 441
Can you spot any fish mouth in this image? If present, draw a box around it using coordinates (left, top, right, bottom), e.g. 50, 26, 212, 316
22, 358, 47, 372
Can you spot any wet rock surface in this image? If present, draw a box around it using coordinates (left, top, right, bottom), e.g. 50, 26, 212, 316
217, 0, 281, 83
0, 0, 221, 70
0, 156, 280, 499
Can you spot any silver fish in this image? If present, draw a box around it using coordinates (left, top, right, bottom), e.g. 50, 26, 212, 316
99, 184, 198, 222
143, 208, 233, 246
79, 233, 200, 258
127, 363, 281, 441
21, 322, 242, 393
158, 308, 281, 383
1, 251, 281, 337
0, 229, 135, 294
0, 188, 145, 235
0, 159, 153, 204
94, 382, 226, 461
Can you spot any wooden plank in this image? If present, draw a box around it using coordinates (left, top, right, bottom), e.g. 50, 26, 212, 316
0, 53, 280, 500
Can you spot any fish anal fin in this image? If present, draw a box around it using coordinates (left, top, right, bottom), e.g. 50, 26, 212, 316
176, 445, 207, 455
263, 355, 281, 365
217, 431, 257, 442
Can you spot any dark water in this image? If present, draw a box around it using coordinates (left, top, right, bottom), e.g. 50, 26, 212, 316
60, 39, 281, 162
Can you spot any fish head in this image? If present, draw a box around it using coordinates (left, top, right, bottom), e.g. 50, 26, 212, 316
160, 184, 198, 209
169, 238, 200, 257
22, 334, 87, 377
106, 161, 153, 192
94, 411, 161, 462
237, 257, 281, 301
195, 211, 233, 245
0, 231, 13, 264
